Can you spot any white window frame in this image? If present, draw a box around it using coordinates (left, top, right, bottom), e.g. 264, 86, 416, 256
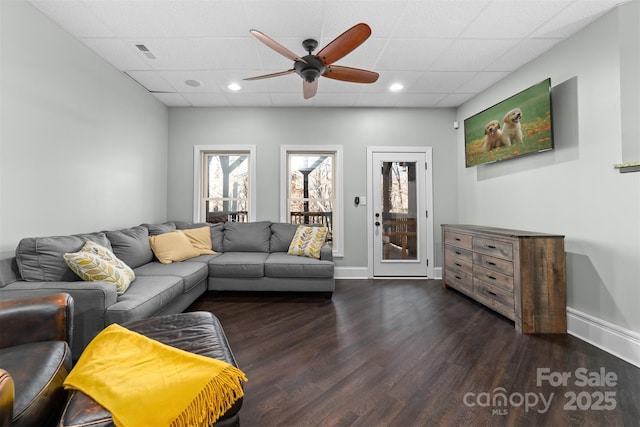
280, 145, 344, 257
193, 145, 256, 223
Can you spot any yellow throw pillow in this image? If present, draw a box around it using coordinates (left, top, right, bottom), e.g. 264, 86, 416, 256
64, 241, 135, 295
148, 231, 200, 264
181, 226, 215, 255
287, 226, 328, 259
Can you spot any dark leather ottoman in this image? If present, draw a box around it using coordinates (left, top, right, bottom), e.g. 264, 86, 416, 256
59, 312, 243, 427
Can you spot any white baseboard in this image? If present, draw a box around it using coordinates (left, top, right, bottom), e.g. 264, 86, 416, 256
335, 266, 443, 280
334, 267, 369, 279
567, 307, 640, 368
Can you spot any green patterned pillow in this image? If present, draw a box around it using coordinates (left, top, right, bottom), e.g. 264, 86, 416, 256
64, 241, 135, 295
287, 226, 328, 259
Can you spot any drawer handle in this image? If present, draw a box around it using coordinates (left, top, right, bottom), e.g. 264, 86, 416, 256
486, 290, 497, 297
487, 275, 497, 280
486, 261, 496, 266
455, 275, 462, 280
455, 238, 461, 241
455, 262, 462, 267
486, 244, 496, 249
455, 251, 462, 255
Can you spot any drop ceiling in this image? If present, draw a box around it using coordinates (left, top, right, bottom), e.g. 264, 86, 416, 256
28, 0, 629, 108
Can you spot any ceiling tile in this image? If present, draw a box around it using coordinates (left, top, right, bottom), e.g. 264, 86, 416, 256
410, 71, 477, 93
454, 71, 510, 93
82, 0, 251, 38
29, 0, 113, 37
392, 0, 490, 38
376, 38, 452, 71
321, 1, 407, 38
125, 70, 176, 92
531, 0, 625, 38
394, 93, 449, 108
151, 92, 191, 107
460, 1, 570, 39
81, 38, 152, 70
431, 39, 520, 71
182, 92, 232, 107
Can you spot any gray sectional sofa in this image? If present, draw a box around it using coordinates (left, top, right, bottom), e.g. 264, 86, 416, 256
0, 220, 334, 358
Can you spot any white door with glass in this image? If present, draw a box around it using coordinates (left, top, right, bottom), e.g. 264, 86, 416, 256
368, 148, 433, 277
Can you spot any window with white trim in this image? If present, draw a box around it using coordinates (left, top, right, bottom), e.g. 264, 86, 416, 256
194, 146, 256, 223
281, 146, 343, 256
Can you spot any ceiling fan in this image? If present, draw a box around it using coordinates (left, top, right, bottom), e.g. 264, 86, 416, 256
244, 23, 379, 99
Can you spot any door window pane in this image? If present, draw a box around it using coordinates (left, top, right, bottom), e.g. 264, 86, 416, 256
380, 161, 417, 260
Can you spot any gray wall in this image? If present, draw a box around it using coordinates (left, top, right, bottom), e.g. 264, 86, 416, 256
167, 107, 457, 267
456, 4, 640, 333
0, 1, 169, 259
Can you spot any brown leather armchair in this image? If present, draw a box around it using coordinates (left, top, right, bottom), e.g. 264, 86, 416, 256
0, 293, 74, 427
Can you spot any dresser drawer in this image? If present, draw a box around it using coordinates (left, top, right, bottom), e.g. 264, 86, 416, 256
475, 279, 515, 319
445, 245, 473, 264
473, 265, 514, 293
444, 231, 472, 250
445, 267, 473, 294
473, 237, 513, 260
473, 252, 514, 276
445, 253, 472, 276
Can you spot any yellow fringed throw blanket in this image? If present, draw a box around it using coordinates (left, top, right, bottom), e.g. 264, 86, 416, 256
63, 324, 247, 427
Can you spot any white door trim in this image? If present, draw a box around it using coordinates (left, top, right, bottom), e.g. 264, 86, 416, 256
366, 146, 434, 278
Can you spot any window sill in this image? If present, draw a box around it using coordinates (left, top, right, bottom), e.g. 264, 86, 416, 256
614, 161, 640, 173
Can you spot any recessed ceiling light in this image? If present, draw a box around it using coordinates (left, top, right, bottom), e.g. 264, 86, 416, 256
227, 83, 242, 91
185, 79, 202, 87
389, 83, 404, 92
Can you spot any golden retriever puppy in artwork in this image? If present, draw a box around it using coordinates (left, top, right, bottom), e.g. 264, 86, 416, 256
482, 120, 503, 151
501, 108, 523, 146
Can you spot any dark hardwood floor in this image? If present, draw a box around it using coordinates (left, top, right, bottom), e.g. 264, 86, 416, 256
186, 279, 640, 427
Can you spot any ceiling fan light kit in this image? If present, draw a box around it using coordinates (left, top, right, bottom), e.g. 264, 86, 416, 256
245, 23, 379, 99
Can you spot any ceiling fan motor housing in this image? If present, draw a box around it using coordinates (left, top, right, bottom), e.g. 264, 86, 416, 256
295, 55, 325, 82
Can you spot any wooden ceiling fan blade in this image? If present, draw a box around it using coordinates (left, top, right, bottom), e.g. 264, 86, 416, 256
250, 30, 307, 63
323, 65, 379, 83
303, 79, 318, 99
316, 23, 372, 66
244, 69, 295, 81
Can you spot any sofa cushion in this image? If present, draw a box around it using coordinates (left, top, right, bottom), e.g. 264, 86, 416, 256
265, 252, 334, 278
181, 227, 215, 255
174, 222, 225, 253
105, 276, 184, 325
16, 233, 112, 282
148, 231, 200, 264
223, 221, 271, 252
269, 223, 299, 253
105, 226, 153, 269
134, 261, 208, 293
63, 241, 135, 295
141, 222, 176, 236
209, 252, 269, 278
209, 223, 224, 252
288, 226, 329, 259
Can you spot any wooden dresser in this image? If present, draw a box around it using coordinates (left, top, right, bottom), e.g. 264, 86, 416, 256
442, 224, 566, 333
